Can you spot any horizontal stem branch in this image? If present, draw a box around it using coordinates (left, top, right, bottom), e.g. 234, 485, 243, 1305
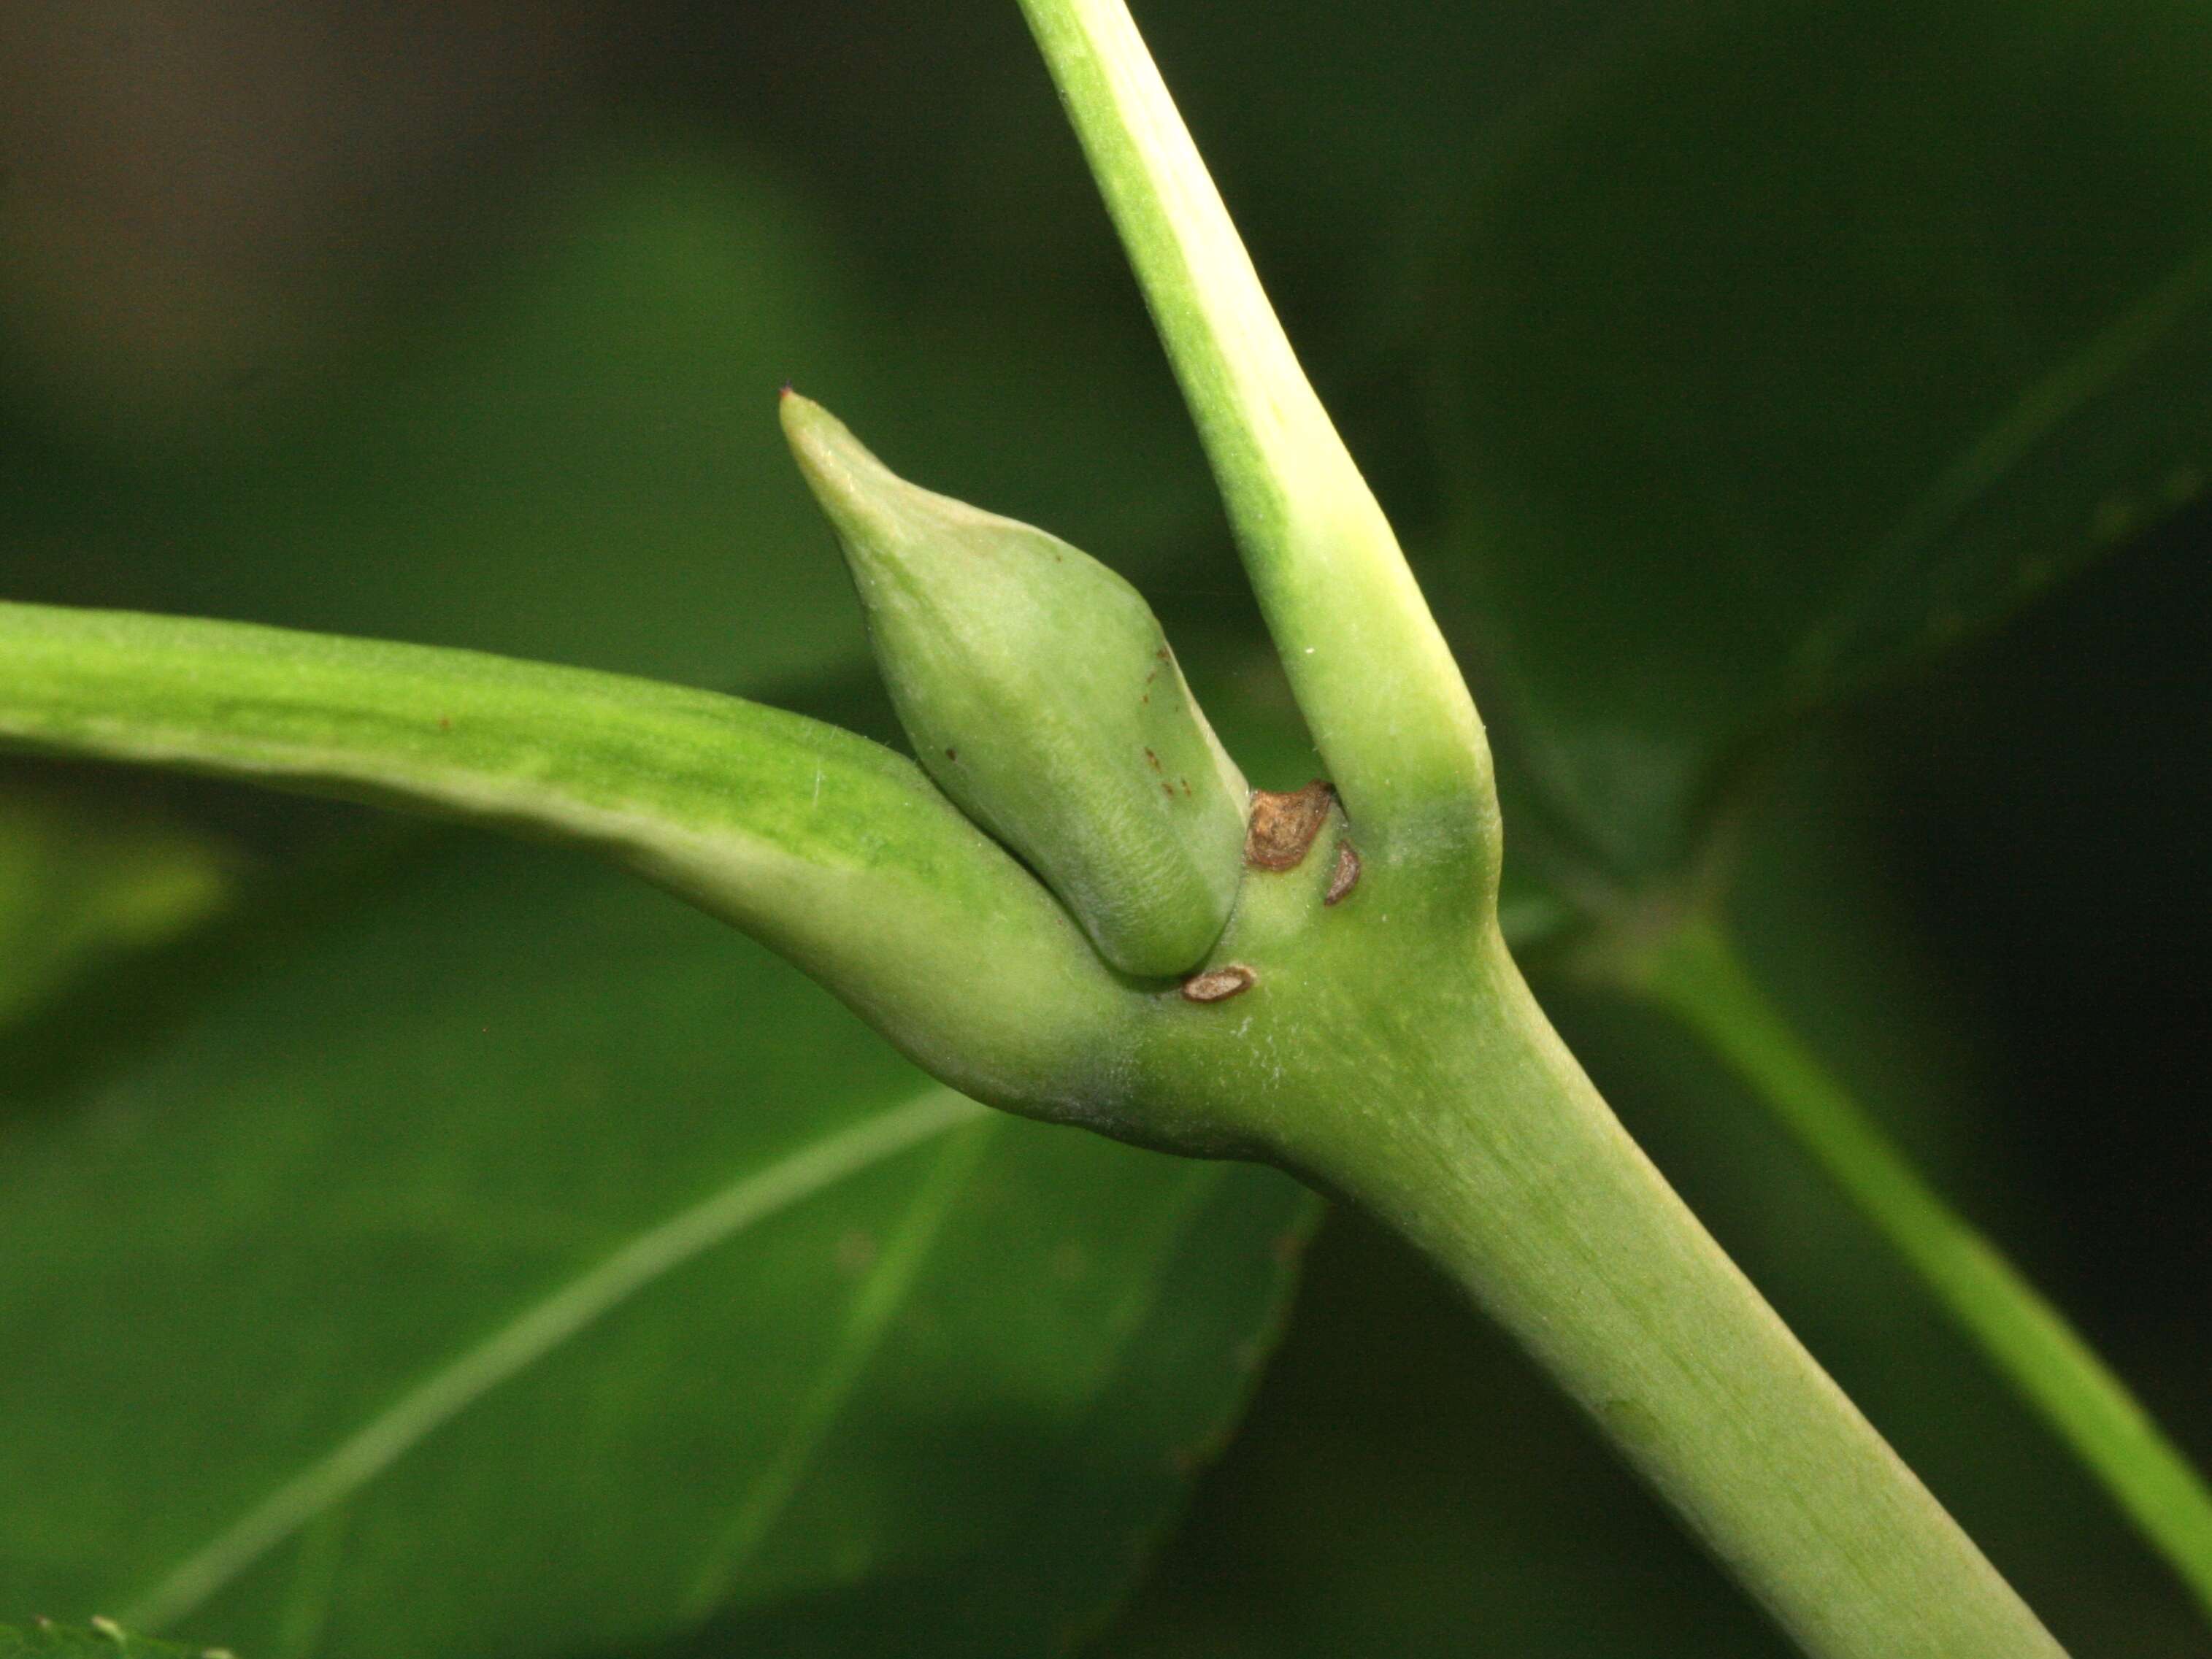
0, 600, 1126, 1110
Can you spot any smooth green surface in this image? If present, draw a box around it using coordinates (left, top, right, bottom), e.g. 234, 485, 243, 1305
0, 832, 1315, 1658
1639, 918, 2212, 1619
0, 1, 2199, 1652
1014, 0, 1493, 864
1429, 0, 2212, 877
782, 395, 1247, 978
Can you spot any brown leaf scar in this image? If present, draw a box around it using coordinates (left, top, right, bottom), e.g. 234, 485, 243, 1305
1180, 964, 1256, 1004
1244, 780, 1335, 871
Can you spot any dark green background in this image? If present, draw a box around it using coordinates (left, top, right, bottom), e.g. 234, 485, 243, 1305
4, 0, 2208, 1652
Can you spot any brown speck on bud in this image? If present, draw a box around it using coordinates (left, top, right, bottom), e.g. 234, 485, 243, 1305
1325, 839, 1362, 905
1245, 780, 1335, 871
1181, 963, 1256, 1003
945, 747, 958, 761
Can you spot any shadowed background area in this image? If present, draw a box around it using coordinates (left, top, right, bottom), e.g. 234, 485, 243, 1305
2, 1, 2208, 1654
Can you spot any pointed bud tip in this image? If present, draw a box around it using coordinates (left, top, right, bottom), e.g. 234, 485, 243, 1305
779, 392, 855, 509
780, 393, 961, 567
777, 388, 859, 474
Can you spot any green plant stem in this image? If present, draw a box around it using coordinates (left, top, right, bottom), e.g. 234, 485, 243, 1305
1014, 0, 2070, 1647
1638, 915, 2212, 1621
1329, 950, 2058, 1658
0, 598, 1126, 1113
1144, 839, 2065, 1658
1013, 0, 1492, 866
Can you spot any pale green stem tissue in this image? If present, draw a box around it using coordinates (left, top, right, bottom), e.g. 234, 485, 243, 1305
1013, 0, 1493, 871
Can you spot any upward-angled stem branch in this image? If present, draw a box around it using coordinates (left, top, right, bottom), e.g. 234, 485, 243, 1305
1015, 0, 1492, 867
0, 600, 1126, 1111
1013, 4, 2070, 1653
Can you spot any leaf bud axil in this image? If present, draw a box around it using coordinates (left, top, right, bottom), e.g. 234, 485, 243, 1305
781, 392, 1248, 977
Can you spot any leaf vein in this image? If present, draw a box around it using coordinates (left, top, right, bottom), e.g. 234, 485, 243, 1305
119, 1088, 987, 1633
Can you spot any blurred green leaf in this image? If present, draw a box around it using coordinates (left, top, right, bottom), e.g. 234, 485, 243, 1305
0, 830, 1313, 1659
1429, 0, 2212, 876
0, 1623, 209, 1659
4, 134, 1215, 701
0, 789, 231, 1033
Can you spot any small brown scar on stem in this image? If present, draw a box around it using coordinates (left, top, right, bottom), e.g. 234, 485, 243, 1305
1145, 747, 1161, 771
1245, 780, 1335, 871
437, 716, 452, 731
1161, 782, 1176, 798
1181, 964, 1256, 1003
945, 747, 958, 761
1324, 839, 1362, 905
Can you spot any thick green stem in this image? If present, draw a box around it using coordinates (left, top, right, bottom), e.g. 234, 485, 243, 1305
1639, 916, 2212, 1622
1136, 830, 2065, 1657
1329, 942, 2057, 1657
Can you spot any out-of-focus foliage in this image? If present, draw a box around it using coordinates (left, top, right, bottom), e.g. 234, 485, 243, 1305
2, 0, 2208, 1654
1428, 0, 2212, 878
0, 794, 230, 1033
0, 1623, 204, 1659
1, 137, 1210, 698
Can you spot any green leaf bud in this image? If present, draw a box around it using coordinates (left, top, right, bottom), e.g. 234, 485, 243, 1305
781, 391, 1248, 977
